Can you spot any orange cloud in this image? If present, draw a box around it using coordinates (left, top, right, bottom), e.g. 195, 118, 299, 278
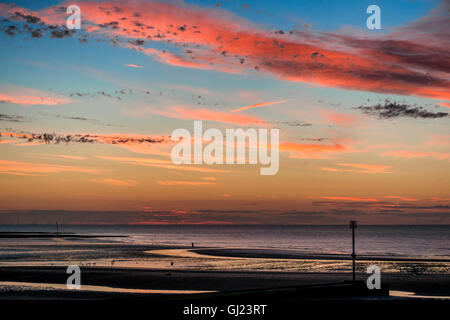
321, 196, 379, 202
429, 197, 450, 202
280, 141, 351, 159
381, 151, 450, 160
384, 196, 419, 202
157, 180, 216, 186
439, 102, 450, 108
231, 100, 288, 113
153, 106, 264, 125
97, 155, 230, 173
320, 167, 343, 172
336, 163, 391, 173
54, 155, 86, 160
0, 160, 98, 175
91, 178, 138, 187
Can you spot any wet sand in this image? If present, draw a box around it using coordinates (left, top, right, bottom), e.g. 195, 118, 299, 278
0, 266, 449, 298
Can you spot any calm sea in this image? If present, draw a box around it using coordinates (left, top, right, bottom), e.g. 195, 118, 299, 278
1, 224, 449, 259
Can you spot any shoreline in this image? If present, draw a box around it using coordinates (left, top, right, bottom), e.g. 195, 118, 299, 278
183, 248, 450, 263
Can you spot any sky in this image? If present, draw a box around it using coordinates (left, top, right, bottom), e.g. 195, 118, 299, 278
0, 0, 449, 224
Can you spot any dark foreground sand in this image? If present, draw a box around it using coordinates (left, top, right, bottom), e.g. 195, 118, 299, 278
0, 266, 449, 298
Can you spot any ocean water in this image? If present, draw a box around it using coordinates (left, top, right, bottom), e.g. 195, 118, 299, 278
1, 224, 449, 259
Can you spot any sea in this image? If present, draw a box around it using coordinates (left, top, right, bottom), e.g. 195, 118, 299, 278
1, 224, 449, 259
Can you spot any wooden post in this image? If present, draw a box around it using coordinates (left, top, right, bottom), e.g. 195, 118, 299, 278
350, 220, 357, 281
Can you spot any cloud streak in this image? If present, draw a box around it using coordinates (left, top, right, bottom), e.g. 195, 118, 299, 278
321, 163, 392, 174
97, 155, 230, 173
91, 178, 138, 187
381, 151, 450, 160
0, 84, 70, 106
157, 180, 216, 186
153, 106, 264, 125
231, 100, 288, 113
0, 130, 168, 147
0, 160, 98, 175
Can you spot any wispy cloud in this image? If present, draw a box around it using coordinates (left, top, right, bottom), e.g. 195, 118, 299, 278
320, 196, 379, 202
153, 106, 264, 125
0, 113, 25, 122
0, 130, 168, 147
280, 141, 353, 159
124, 63, 142, 68
53, 154, 86, 160
231, 100, 288, 113
357, 100, 448, 119
0, 84, 70, 106
319, 110, 360, 127
91, 178, 138, 187
97, 155, 230, 173
0, 160, 98, 175
381, 151, 450, 160
335, 163, 392, 173
157, 180, 216, 186
384, 196, 419, 202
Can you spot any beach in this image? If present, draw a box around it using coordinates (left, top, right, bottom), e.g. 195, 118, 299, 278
1, 266, 450, 298
0, 231, 449, 300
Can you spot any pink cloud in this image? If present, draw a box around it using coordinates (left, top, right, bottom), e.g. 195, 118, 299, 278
0, 84, 70, 106
124, 63, 142, 68
2, 1, 449, 101
319, 110, 361, 127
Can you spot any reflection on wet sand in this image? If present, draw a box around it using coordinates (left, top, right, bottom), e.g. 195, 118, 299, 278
0, 281, 214, 294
